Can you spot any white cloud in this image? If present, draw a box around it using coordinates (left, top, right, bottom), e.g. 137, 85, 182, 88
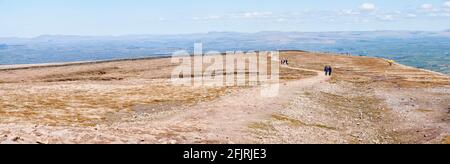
406, 13, 417, 18
205, 15, 221, 20
444, 1, 450, 8
379, 15, 395, 21
189, 4, 447, 25
192, 15, 222, 21
428, 13, 438, 17
360, 3, 376, 12
241, 12, 273, 18
420, 4, 441, 15
276, 18, 286, 22
421, 4, 434, 10
339, 9, 360, 15
192, 11, 274, 21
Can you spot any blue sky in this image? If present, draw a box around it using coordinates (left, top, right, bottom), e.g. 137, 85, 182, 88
1, 0, 450, 37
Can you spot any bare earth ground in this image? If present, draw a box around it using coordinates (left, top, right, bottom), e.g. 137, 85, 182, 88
0, 51, 449, 144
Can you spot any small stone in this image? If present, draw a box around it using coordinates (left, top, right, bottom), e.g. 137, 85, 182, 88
35, 132, 43, 137
12, 136, 22, 142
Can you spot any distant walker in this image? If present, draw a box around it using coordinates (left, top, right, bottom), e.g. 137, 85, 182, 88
324, 65, 333, 76
281, 58, 289, 65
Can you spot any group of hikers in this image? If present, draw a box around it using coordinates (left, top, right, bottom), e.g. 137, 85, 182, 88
281, 58, 289, 65
281, 59, 289, 65
280, 58, 333, 76
324, 65, 332, 76
280, 57, 392, 77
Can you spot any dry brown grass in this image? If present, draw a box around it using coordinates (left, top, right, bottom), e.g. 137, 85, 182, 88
271, 114, 337, 130
416, 109, 434, 113
444, 136, 450, 144
248, 122, 276, 131
280, 67, 316, 80
281, 51, 450, 88
0, 84, 231, 126
0, 53, 318, 126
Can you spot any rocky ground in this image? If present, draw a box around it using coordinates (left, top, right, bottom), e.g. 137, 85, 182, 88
0, 51, 449, 144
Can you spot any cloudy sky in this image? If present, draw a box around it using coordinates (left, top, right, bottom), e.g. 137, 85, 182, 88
1, 0, 450, 37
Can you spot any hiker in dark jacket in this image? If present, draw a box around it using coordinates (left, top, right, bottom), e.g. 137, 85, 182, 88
328, 66, 332, 76
324, 65, 333, 76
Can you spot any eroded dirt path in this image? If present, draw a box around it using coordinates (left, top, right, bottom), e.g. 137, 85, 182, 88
148, 66, 330, 143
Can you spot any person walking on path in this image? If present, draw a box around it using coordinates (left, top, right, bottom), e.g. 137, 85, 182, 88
327, 66, 332, 76
281, 58, 289, 65
324, 65, 333, 76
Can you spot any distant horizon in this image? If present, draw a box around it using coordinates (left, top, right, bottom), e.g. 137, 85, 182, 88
1, 28, 449, 75
3, 29, 450, 39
